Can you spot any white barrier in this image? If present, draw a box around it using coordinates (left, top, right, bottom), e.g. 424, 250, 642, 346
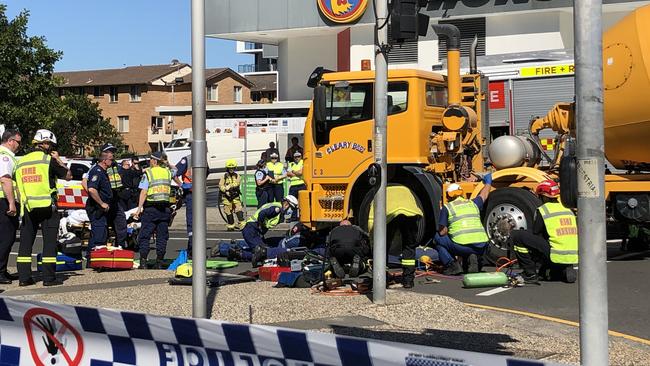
0, 298, 565, 366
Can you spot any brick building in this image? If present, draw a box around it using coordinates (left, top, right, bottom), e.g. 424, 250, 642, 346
55, 62, 253, 153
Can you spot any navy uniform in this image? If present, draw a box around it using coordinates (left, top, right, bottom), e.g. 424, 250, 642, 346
136, 152, 172, 269
101, 143, 127, 247
254, 159, 272, 208
85, 163, 113, 255
174, 155, 193, 251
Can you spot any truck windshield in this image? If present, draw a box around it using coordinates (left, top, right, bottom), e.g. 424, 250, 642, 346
324, 81, 408, 124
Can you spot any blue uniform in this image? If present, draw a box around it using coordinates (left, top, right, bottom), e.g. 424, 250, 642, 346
137, 173, 171, 260
86, 165, 112, 253
107, 162, 127, 247
434, 197, 487, 265
242, 204, 284, 251
254, 168, 271, 208
174, 156, 192, 251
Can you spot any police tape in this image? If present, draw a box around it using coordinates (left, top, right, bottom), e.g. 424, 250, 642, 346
0, 298, 566, 366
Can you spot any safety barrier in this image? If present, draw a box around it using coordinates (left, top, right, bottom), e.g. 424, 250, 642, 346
0, 298, 565, 366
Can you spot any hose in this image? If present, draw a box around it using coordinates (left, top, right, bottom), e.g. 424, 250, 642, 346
215, 189, 228, 222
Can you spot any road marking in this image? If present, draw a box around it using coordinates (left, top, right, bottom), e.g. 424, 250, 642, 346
465, 303, 650, 347
610, 251, 650, 261
476, 287, 512, 296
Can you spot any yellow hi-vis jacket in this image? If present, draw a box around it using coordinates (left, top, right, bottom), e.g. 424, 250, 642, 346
15, 151, 55, 212
288, 160, 305, 186
144, 166, 171, 203
539, 202, 579, 264
368, 186, 423, 232
444, 197, 489, 245
106, 164, 123, 189
246, 202, 283, 229
266, 161, 285, 184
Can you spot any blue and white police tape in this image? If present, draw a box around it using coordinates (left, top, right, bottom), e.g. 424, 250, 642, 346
0, 298, 566, 366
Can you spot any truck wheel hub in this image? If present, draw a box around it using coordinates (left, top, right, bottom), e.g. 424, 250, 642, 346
486, 204, 528, 250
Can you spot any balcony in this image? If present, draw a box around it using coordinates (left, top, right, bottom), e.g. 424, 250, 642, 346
148, 127, 176, 143
237, 63, 277, 74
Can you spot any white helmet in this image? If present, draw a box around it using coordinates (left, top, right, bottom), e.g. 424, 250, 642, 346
283, 195, 298, 209
446, 183, 462, 194
33, 129, 57, 145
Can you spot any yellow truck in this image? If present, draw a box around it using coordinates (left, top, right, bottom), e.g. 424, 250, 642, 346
299, 5, 650, 262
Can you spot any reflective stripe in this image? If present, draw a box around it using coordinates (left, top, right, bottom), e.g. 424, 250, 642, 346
451, 228, 488, 236
92, 258, 133, 262
551, 249, 578, 256
41, 257, 57, 264
514, 246, 530, 254
145, 167, 171, 203
106, 166, 123, 189
246, 202, 283, 228
445, 197, 488, 245
401, 259, 416, 266
38, 260, 82, 265
15, 151, 55, 212
16, 257, 32, 263
15, 154, 49, 168
539, 202, 578, 264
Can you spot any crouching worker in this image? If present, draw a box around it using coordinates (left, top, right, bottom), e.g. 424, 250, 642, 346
435, 174, 492, 275
327, 220, 371, 279
249, 222, 323, 266
236, 195, 298, 266
219, 159, 245, 231
508, 180, 578, 284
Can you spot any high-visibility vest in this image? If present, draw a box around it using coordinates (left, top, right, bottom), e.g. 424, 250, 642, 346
144, 166, 171, 203
538, 202, 579, 264
247, 202, 283, 229
181, 155, 192, 190
0, 146, 17, 200
15, 151, 56, 212
445, 197, 488, 245
368, 186, 423, 231
106, 164, 123, 189
288, 160, 305, 186
266, 161, 285, 183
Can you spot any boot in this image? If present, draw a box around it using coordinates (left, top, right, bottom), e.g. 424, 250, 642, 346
227, 247, 243, 262
442, 260, 463, 276
251, 246, 268, 268
156, 254, 166, 270
236, 211, 246, 230
402, 267, 416, 289
138, 254, 148, 269
467, 254, 480, 273
563, 266, 577, 283
349, 255, 363, 277
226, 214, 235, 231
329, 257, 346, 279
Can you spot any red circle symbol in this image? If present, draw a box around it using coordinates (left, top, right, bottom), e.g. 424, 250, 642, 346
23, 307, 84, 366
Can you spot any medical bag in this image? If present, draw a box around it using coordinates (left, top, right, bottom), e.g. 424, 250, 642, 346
90, 247, 134, 270
37, 253, 82, 272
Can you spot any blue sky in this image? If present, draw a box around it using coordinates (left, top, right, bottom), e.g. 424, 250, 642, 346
3, 0, 252, 71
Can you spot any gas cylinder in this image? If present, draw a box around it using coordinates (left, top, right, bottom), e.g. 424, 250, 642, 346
462, 272, 509, 288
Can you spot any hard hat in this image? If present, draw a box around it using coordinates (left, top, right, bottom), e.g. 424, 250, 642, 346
419, 255, 433, 265
175, 263, 192, 278
536, 179, 560, 198
270, 152, 279, 158
150, 151, 164, 161
283, 195, 298, 209
293, 151, 302, 157
225, 159, 237, 169
446, 183, 464, 198
101, 143, 117, 152
32, 129, 57, 145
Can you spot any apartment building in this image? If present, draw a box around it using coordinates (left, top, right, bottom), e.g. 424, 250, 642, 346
55, 62, 253, 153
237, 41, 279, 102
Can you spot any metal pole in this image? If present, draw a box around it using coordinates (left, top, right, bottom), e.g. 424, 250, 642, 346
243, 122, 248, 211
574, 0, 608, 364
190, 0, 207, 319
372, 0, 388, 305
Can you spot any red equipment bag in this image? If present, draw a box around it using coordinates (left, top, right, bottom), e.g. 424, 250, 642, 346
258, 266, 291, 282
90, 248, 134, 270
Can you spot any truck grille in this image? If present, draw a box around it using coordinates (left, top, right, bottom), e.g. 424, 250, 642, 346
318, 184, 347, 211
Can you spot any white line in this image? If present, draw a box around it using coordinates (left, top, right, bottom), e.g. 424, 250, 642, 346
476, 287, 512, 297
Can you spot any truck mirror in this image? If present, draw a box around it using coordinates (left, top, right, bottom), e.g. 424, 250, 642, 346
313, 85, 327, 124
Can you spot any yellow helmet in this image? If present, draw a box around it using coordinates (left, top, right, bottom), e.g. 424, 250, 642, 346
225, 159, 237, 169
175, 263, 192, 278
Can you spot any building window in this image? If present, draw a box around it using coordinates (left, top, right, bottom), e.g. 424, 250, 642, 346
118, 116, 129, 133
437, 18, 486, 58
130, 86, 141, 102
109, 86, 118, 102
75, 87, 85, 96
207, 84, 218, 101
234, 86, 242, 103
93, 86, 103, 98
151, 116, 164, 134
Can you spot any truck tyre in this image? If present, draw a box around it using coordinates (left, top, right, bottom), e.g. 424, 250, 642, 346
357, 184, 427, 256
482, 187, 541, 265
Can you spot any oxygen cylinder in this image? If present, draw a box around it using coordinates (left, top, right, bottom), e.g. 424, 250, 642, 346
462, 272, 509, 288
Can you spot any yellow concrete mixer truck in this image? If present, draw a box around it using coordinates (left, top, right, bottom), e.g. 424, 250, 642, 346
299, 4, 650, 262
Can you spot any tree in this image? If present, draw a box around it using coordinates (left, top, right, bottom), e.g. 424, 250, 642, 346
0, 5, 124, 156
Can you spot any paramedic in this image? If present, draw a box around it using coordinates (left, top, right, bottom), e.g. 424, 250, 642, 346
15, 129, 71, 286
219, 159, 246, 231
173, 154, 193, 251
134, 152, 172, 269
266, 152, 286, 203
286, 151, 305, 222
0, 130, 21, 284
85, 151, 114, 259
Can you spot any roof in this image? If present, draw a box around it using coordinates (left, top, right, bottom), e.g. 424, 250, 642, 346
156, 100, 311, 114
322, 69, 446, 83
181, 68, 254, 88
246, 74, 277, 92
55, 63, 189, 87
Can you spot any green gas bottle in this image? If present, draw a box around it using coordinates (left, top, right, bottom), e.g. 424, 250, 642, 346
462, 272, 509, 288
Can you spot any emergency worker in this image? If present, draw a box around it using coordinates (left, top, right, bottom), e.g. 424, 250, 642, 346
286, 151, 305, 222
173, 154, 193, 250
134, 152, 172, 269
85, 151, 114, 259
254, 159, 272, 208
434, 174, 493, 276
15, 129, 71, 286
508, 180, 578, 284
0, 130, 21, 284
102, 143, 128, 248
219, 159, 245, 231
239, 195, 298, 267
327, 220, 371, 279
119, 158, 142, 210
266, 152, 286, 203
369, 185, 424, 288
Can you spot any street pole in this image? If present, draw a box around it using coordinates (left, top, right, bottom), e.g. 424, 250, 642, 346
372, 0, 388, 305
574, 0, 608, 364
243, 122, 248, 211
190, 0, 207, 319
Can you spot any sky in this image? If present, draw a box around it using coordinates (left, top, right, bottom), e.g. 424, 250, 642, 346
2, 0, 252, 71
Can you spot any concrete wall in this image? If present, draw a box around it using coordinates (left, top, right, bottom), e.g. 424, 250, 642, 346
486, 12, 565, 54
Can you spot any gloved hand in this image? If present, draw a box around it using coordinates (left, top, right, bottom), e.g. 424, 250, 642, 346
483, 173, 493, 185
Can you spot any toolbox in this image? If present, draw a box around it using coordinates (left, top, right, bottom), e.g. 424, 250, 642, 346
258, 266, 291, 282
89, 247, 134, 270
37, 253, 82, 272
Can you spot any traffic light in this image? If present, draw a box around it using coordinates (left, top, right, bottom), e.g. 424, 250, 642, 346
390, 0, 429, 42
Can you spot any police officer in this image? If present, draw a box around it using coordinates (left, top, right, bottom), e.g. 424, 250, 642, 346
135, 152, 172, 269
85, 151, 114, 260
219, 159, 245, 231
0, 130, 22, 284
15, 129, 71, 286
266, 152, 286, 203
286, 151, 305, 222
508, 180, 578, 284
327, 220, 371, 279
434, 174, 493, 276
101, 143, 128, 248
173, 154, 193, 251
238, 195, 298, 267
119, 158, 141, 210
254, 159, 272, 208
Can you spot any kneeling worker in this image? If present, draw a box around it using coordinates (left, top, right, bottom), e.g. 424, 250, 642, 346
434, 174, 493, 275
238, 195, 298, 266
327, 220, 371, 279
508, 180, 578, 284
219, 159, 246, 231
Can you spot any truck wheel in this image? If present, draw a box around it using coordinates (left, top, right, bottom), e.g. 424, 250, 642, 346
482, 187, 541, 265
357, 184, 427, 254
